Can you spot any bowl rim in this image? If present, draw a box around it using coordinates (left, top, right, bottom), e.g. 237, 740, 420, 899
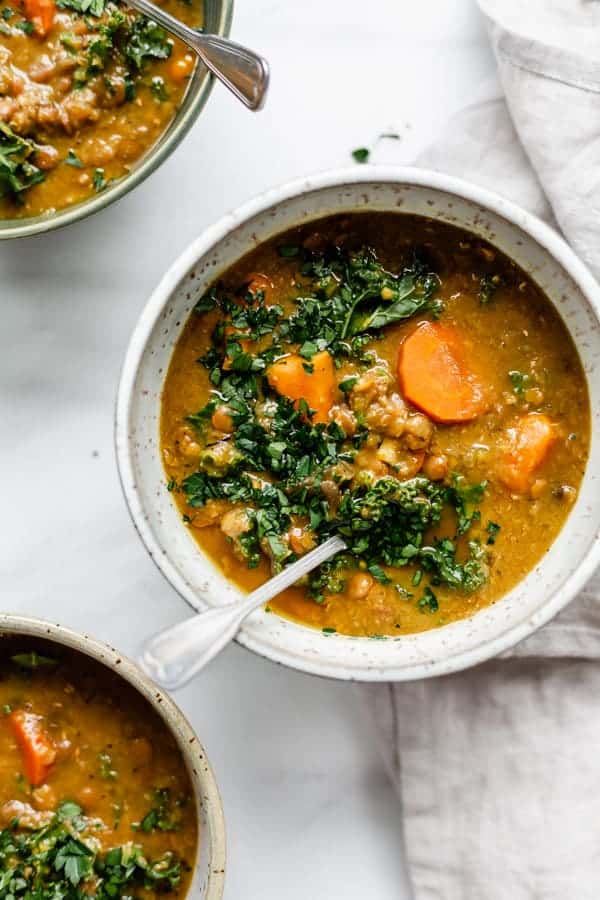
0, 0, 234, 241
0, 613, 226, 898
115, 164, 600, 681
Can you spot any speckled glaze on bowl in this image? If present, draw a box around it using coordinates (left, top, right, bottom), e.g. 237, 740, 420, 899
0, 614, 226, 898
0, 0, 232, 240
115, 167, 600, 682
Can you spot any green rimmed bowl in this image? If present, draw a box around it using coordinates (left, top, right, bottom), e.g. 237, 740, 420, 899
0, 0, 233, 240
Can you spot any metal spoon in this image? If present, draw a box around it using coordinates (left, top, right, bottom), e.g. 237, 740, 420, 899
140, 535, 346, 689
123, 0, 269, 110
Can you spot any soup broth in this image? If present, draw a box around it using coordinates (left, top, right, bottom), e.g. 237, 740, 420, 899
0, 639, 197, 898
160, 214, 590, 638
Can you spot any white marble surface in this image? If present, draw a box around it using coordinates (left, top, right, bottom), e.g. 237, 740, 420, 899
0, 1, 496, 896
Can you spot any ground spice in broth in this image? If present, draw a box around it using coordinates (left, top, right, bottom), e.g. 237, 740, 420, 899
160, 213, 590, 638
0, 640, 197, 899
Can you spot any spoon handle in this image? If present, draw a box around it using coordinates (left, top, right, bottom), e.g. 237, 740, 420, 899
124, 0, 269, 110
140, 535, 346, 689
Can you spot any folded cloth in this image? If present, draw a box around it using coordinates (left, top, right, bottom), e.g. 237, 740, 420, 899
361, 2, 600, 897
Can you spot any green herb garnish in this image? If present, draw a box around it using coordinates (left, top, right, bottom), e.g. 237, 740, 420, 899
11, 652, 58, 670
352, 147, 370, 164
0, 124, 45, 202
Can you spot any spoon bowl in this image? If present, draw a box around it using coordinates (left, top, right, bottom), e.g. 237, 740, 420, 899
141, 536, 346, 688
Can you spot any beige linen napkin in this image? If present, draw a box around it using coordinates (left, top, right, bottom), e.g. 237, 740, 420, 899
362, 2, 600, 897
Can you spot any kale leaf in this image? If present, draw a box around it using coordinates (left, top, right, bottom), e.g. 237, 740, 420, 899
0, 124, 45, 202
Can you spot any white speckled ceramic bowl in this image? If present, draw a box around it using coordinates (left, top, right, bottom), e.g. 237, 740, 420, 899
115, 167, 600, 681
0, 615, 226, 897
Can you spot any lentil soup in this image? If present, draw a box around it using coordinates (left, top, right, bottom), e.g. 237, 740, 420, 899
0, 639, 197, 898
160, 213, 589, 638
0, 0, 201, 218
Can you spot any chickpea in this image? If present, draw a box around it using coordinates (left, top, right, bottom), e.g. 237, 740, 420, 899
288, 527, 316, 556
35, 144, 59, 170
211, 405, 234, 433
174, 426, 201, 460
524, 387, 544, 406
32, 784, 57, 811
169, 53, 195, 82
404, 413, 434, 450
329, 404, 357, 436
348, 572, 374, 600
78, 785, 99, 810
422, 453, 449, 481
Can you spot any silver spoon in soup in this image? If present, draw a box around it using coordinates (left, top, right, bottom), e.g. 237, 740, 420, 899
122, 0, 269, 110
140, 535, 346, 689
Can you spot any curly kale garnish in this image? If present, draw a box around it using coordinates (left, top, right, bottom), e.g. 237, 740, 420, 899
194, 243, 441, 369
183, 243, 489, 607
283, 246, 441, 355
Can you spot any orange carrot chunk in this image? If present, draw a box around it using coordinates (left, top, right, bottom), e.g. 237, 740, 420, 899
9, 709, 57, 786
397, 321, 487, 424
267, 351, 336, 424
498, 413, 557, 494
23, 0, 55, 36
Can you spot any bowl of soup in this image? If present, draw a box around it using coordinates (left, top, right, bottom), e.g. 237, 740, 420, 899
115, 167, 600, 681
0, 0, 232, 238
0, 614, 226, 897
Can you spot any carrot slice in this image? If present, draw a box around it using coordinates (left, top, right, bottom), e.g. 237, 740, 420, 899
498, 413, 557, 493
22, 0, 55, 36
397, 321, 487, 424
9, 710, 56, 786
267, 351, 336, 424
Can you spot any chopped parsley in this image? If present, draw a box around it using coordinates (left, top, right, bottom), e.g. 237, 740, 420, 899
98, 751, 117, 780
65, 150, 84, 168
486, 521, 500, 545
134, 788, 184, 833
479, 273, 502, 304
93, 168, 107, 192
351, 147, 370, 164
150, 75, 169, 101
418, 586, 439, 613
11, 652, 58, 670
0, 801, 183, 899
57, 0, 106, 15
508, 369, 529, 397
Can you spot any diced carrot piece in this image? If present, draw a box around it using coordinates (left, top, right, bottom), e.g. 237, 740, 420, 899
497, 413, 557, 493
9, 710, 56, 786
22, 0, 55, 36
397, 321, 487, 424
267, 351, 336, 424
